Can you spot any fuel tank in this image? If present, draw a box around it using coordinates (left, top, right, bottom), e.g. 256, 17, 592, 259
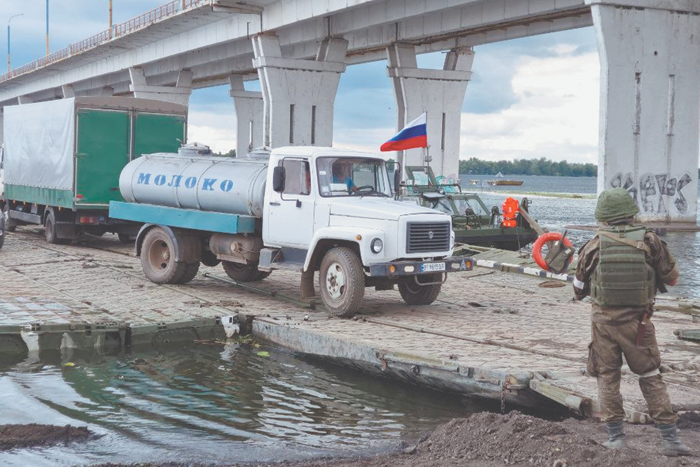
119, 153, 268, 217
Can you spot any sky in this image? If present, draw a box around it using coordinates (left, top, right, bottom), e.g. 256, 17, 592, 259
3, 0, 601, 164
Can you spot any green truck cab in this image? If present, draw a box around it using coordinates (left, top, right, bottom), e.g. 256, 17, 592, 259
1, 97, 187, 243
397, 165, 538, 251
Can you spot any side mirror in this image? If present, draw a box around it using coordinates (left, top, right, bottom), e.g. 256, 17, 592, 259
394, 169, 401, 192
272, 166, 286, 192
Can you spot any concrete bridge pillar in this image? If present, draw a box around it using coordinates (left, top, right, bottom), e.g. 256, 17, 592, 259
386, 44, 474, 180
129, 67, 193, 106
229, 75, 263, 157
252, 34, 347, 148
587, 0, 700, 224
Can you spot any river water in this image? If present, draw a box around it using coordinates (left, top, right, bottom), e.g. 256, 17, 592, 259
460, 174, 700, 299
0, 344, 486, 466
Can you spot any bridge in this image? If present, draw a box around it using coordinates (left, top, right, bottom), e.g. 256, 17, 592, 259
0, 0, 698, 225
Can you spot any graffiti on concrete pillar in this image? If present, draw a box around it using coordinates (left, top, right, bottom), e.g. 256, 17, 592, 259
610, 172, 692, 214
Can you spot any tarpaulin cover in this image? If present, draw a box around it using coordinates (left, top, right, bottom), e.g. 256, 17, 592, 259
3, 98, 76, 190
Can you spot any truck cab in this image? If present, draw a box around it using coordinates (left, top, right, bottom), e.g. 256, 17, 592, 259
262, 147, 470, 316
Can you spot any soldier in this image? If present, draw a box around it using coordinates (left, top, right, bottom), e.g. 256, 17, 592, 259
573, 188, 691, 457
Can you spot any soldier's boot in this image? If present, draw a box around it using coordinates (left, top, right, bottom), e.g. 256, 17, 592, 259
657, 423, 691, 457
603, 421, 629, 450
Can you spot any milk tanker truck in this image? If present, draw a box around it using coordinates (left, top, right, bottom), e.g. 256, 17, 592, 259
109, 144, 473, 317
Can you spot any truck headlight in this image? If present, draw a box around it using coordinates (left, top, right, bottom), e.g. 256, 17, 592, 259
371, 238, 383, 254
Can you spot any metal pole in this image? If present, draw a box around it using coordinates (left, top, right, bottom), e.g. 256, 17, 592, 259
7, 14, 23, 73
46, 0, 49, 56
109, 0, 113, 31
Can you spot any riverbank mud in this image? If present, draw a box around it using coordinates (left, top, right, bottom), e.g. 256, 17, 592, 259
0, 424, 92, 451
87, 411, 700, 467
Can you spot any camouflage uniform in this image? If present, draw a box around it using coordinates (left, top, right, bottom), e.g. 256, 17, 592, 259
574, 230, 678, 425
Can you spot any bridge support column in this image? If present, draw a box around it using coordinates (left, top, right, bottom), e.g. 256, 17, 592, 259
129, 68, 192, 106
61, 85, 75, 99
229, 75, 263, 157
587, 0, 700, 224
387, 44, 474, 180
252, 34, 347, 148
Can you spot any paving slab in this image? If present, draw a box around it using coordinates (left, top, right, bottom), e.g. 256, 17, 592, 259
0, 227, 698, 421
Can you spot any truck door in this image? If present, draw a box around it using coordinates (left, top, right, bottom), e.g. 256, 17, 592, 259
264, 158, 315, 248
75, 109, 130, 206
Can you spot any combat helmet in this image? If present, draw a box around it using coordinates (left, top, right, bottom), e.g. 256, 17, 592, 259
595, 188, 639, 223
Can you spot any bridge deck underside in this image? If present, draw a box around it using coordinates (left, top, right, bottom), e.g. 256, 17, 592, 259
0, 0, 590, 104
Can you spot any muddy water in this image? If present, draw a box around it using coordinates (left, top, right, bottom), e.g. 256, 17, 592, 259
0, 343, 485, 466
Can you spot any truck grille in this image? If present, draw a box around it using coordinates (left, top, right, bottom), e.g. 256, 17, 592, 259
406, 222, 450, 253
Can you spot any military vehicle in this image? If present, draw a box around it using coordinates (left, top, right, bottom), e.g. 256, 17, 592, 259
397, 165, 539, 251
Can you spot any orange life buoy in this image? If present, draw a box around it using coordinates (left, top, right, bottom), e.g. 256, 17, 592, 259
532, 232, 574, 271
501, 197, 519, 228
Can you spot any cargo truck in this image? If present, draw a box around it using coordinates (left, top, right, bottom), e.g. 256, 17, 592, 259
0, 97, 187, 244
109, 145, 473, 318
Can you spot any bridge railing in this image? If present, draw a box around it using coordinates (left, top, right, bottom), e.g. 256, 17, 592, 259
0, 0, 210, 85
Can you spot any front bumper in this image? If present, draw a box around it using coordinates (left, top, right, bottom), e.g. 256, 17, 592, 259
368, 255, 473, 277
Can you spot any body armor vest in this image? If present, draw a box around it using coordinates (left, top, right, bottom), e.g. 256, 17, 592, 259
590, 226, 655, 307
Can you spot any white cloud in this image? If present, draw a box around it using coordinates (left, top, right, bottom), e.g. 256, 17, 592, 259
460, 49, 601, 164
187, 109, 237, 154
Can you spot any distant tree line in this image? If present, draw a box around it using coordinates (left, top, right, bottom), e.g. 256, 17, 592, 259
459, 157, 597, 177
213, 149, 237, 157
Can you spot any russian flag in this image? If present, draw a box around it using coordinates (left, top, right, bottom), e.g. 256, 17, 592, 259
380, 113, 427, 152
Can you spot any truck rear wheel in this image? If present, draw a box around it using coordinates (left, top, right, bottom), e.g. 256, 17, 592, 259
319, 247, 365, 318
222, 261, 269, 282
398, 274, 442, 305
141, 227, 187, 284
176, 262, 200, 284
44, 210, 70, 245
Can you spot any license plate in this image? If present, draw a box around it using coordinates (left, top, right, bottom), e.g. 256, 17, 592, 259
421, 262, 445, 272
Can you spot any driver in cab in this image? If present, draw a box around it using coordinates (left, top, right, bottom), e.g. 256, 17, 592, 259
332, 162, 359, 193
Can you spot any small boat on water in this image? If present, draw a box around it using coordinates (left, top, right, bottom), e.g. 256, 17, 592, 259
398, 166, 539, 251
486, 172, 524, 186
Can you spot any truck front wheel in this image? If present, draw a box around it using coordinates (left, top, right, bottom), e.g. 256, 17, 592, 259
398, 274, 442, 305
141, 227, 187, 284
222, 261, 270, 282
319, 247, 365, 318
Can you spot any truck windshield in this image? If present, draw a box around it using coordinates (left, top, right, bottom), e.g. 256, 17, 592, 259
317, 157, 391, 197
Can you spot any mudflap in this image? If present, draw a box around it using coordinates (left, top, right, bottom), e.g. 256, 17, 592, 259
300, 269, 315, 298
56, 221, 78, 240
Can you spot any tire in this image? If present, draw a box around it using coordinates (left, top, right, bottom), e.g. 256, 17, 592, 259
398, 274, 443, 305
319, 247, 365, 318
3, 204, 16, 232
201, 250, 221, 267
140, 227, 187, 284
222, 261, 269, 282
44, 209, 70, 245
176, 262, 200, 284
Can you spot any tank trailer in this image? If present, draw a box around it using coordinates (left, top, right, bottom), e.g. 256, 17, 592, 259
110, 145, 473, 318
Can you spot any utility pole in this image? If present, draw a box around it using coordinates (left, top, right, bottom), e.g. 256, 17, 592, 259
109, 0, 113, 38
7, 13, 24, 73
46, 0, 50, 56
